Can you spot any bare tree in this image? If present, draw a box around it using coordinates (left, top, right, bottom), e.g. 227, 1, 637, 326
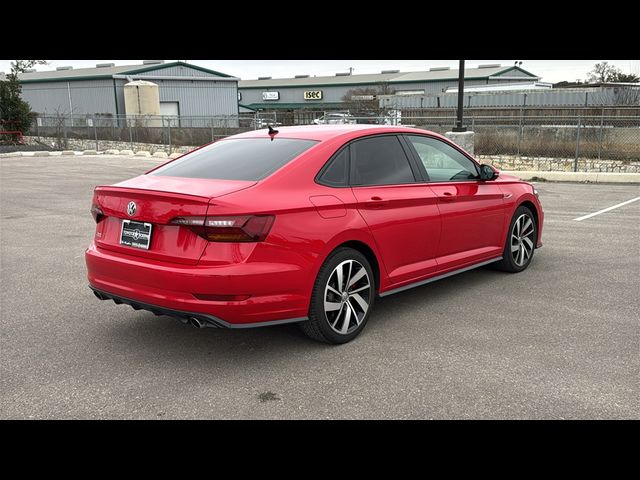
587, 62, 621, 83
341, 83, 395, 115
611, 86, 640, 105
612, 72, 640, 83
51, 107, 69, 150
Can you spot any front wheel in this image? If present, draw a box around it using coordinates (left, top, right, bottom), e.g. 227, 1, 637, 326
300, 247, 375, 344
494, 205, 537, 273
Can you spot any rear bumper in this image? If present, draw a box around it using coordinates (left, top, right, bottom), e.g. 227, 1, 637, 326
85, 242, 310, 326
89, 286, 307, 328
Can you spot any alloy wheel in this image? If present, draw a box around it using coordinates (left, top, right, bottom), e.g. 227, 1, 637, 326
511, 214, 535, 267
324, 259, 371, 335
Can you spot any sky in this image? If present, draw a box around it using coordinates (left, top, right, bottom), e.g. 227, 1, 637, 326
1, 60, 638, 83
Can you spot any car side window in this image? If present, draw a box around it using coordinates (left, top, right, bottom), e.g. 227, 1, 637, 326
351, 136, 416, 186
407, 135, 479, 182
318, 147, 349, 187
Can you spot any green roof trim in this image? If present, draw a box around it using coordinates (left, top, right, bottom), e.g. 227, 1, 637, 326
18, 61, 235, 84
245, 102, 346, 110
492, 65, 540, 79
121, 61, 234, 78
238, 103, 258, 111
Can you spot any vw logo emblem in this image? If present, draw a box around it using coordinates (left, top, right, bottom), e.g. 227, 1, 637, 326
127, 201, 137, 216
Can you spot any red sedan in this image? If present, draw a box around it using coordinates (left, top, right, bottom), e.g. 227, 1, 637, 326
86, 125, 543, 343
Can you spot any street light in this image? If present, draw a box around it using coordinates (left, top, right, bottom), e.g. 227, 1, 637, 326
452, 59, 466, 132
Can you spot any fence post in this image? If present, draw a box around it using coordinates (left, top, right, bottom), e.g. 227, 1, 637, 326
574, 115, 581, 172
597, 108, 604, 160
168, 122, 172, 155
129, 120, 133, 151
94, 118, 98, 151
517, 108, 523, 156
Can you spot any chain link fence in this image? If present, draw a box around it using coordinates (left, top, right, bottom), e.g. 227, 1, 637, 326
24, 111, 640, 172
402, 114, 640, 172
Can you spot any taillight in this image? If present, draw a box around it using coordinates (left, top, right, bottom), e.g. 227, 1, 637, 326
170, 215, 275, 242
90, 203, 104, 223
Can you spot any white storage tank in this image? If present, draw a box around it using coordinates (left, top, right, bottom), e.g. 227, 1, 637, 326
124, 80, 161, 126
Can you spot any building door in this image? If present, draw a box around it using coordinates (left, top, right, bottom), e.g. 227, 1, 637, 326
160, 102, 179, 126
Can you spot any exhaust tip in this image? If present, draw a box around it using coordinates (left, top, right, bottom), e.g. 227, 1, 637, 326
189, 317, 206, 328
93, 290, 106, 300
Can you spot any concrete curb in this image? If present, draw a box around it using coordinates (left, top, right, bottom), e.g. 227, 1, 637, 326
502, 170, 640, 184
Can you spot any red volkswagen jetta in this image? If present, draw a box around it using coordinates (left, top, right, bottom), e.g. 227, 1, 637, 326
86, 125, 543, 343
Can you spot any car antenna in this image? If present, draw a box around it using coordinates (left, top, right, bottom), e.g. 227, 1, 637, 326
268, 125, 279, 141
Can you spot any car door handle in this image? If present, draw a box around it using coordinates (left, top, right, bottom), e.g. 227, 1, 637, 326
439, 192, 457, 201
369, 196, 389, 208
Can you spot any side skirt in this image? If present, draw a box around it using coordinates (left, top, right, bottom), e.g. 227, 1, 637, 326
379, 256, 503, 297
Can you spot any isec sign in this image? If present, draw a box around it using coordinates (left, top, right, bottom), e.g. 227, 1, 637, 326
304, 90, 323, 100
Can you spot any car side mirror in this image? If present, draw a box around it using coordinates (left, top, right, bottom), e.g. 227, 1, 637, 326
479, 164, 498, 181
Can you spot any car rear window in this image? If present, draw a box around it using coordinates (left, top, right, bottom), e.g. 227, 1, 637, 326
150, 138, 318, 181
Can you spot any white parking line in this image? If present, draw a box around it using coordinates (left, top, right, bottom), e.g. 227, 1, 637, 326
574, 197, 640, 221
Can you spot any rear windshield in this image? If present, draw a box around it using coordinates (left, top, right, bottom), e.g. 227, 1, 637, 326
150, 138, 318, 181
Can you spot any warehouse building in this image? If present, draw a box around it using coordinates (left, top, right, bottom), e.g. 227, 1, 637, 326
379, 82, 640, 109
237, 64, 541, 111
15, 61, 239, 120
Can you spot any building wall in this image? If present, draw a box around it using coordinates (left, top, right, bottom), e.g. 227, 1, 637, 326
21, 65, 239, 118
151, 79, 238, 116
380, 86, 639, 109
239, 78, 533, 109
21, 79, 118, 115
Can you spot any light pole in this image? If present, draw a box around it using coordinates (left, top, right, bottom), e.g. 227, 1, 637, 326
452, 59, 466, 132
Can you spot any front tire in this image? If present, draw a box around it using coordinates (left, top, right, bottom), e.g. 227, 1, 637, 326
495, 205, 537, 273
300, 247, 375, 344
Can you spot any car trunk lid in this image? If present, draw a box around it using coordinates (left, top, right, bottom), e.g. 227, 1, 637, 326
93, 175, 256, 265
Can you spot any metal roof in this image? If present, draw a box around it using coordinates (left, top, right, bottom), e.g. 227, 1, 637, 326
239, 66, 539, 88
15, 61, 236, 83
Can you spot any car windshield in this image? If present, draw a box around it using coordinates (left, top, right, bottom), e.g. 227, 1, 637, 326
150, 138, 318, 181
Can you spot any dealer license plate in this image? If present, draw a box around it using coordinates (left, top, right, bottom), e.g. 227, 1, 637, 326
120, 219, 152, 250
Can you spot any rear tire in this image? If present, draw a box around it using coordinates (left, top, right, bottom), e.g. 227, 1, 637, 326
300, 247, 375, 344
494, 205, 537, 273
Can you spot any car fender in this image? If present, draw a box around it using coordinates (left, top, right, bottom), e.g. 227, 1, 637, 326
500, 186, 544, 246
309, 228, 389, 296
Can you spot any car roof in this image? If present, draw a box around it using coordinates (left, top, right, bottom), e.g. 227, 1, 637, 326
228, 124, 442, 142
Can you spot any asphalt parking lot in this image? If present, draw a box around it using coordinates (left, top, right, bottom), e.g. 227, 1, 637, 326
1, 155, 638, 419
